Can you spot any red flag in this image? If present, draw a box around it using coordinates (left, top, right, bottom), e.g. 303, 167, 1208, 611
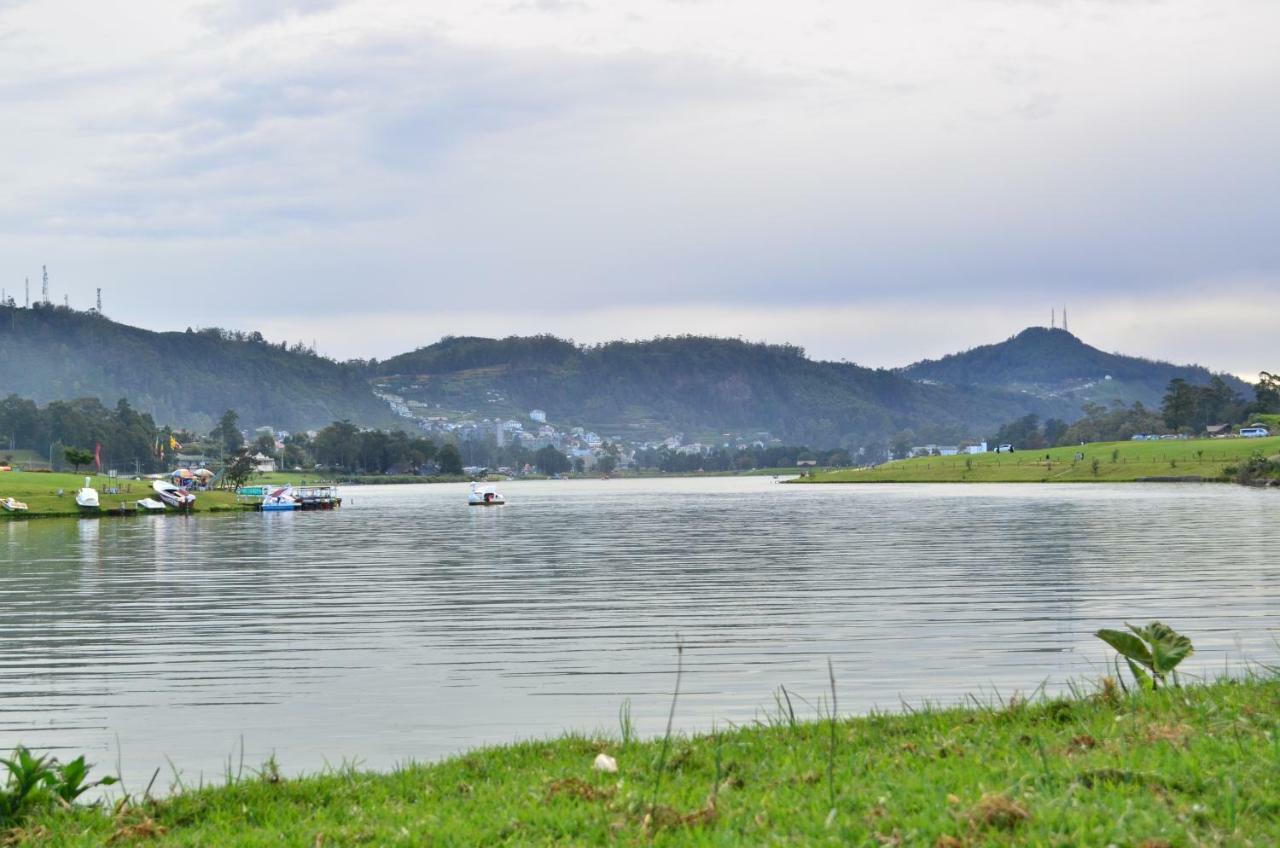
94, 443, 102, 472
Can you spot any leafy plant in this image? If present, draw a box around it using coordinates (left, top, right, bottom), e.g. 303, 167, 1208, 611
0, 747, 116, 826
49, 755, 117, 803
1094, 622, 1194, 690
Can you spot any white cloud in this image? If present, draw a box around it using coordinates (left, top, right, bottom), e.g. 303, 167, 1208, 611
0, 0, 1277, 376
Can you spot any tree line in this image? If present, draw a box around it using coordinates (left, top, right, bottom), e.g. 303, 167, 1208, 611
984, 372, 1278, 450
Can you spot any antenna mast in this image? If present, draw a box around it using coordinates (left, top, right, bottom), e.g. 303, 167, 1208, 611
24, 278, 29, 307
1051, 308, 1055, 329
1063, 306, 1069, 333
41, 266, 49, 304
96, 288, 102, 313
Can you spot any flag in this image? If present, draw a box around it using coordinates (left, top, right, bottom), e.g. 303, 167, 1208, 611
94, 443, 102, 472
170, 435, 182, 451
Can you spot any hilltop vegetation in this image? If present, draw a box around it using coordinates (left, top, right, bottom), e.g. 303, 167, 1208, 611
0, 304, 394, 432
0, 304, 1258, 450
902, 327, 1249, 409
378, 335, 1074, 449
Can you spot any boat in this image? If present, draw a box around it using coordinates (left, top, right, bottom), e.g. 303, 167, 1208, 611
1, 497, 28, 512
468, 483, 505, 506
153, 479, 196, 510
260, 486, 299, 512
75, 477, 100, 511
136, 498, 166, 512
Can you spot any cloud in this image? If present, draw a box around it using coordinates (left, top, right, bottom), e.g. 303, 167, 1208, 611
0, 0, 1276, 378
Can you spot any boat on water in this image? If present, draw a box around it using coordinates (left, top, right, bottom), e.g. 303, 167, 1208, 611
1, 497, 28, 512
153, 480, 196, 510
468, 483, 505, 506
260, 486, 299, 512
136, 498, 166, 512
75, 477, 100, 511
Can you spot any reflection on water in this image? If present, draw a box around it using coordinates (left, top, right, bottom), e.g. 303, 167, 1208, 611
2, 478, 1277, 787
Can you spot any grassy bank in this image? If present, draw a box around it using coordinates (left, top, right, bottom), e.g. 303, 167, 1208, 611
805, 435, 1280, 484
0, 471, 247, 518
9, 674, 1278, 845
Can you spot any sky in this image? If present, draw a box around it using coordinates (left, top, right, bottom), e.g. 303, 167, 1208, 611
1, 0, 1277, 377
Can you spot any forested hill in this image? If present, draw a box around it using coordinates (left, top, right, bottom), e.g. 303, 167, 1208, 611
901, 327, 1249, 408
0, 304, 394, 432
376, 335, 1075, 447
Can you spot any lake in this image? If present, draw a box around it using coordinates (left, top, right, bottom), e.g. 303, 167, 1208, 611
2, 477, 1277, 790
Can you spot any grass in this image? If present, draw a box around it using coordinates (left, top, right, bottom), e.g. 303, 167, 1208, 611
8, 673, 1279, 845
0, 471, 248, 518
805, 435, 1280, 484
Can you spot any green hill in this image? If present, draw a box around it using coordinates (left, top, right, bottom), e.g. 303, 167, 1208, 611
376, 335, 1076, 447
901, 327, 1249, 408
0, 304, 395, 433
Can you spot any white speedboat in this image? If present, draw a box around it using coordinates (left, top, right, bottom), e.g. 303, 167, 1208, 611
136, 498, 166, 512
1, 496, 28, 512
153, 479, 195, 510
75, 477, 100, 511
468, 483, 505, 506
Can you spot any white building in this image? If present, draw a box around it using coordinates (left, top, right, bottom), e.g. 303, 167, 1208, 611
530, 409, 547, 423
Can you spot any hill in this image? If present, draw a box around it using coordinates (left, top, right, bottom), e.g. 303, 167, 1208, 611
376, 335, 1075, 448
901, 327, 1249, 408
0, 304, 395, 433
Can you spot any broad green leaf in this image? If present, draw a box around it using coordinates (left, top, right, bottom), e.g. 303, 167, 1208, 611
1139, 622, 1194, 674
1095, 629, 1153, 666
1125, 657, 1154, 691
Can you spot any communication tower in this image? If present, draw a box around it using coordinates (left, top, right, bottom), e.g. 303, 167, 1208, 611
24, 278, 29, 307
96, 288, 102, 313
1051, 308, 1055, 329
41, 266, 49, 304
1063, 306, 1069, 333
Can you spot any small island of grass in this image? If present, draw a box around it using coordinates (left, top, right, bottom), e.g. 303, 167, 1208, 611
801, 435, 1280, 484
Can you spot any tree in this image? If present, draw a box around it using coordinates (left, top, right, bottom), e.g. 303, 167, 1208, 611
436, 443, 463, 475
1254, 371, 1280, 414
252, 433, 276, 456
64, 447, 94, 472
1042, 418, 1069, 446
213, 409, 244, 455
534, 445, 571, 475
597, 454, 618, 475
223, 450, 255, 490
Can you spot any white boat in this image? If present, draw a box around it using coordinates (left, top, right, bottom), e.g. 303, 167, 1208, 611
153, 479, 196, 510
75, 477, 100, 511
1, 497, 28, 512
468, 483, 505, 506
260, 486, 298, 512
136, 498, 166, 512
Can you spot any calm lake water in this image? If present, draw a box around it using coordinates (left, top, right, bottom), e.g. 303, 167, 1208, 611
2, 477, 1277, 789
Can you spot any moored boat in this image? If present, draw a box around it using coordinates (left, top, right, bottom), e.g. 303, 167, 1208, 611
468, 483, 505, 506
136, 498, 166, 512
260, 486, 299, 512
1, 496, 28, 512
75, 477, 100, 511
153, 480, 196, 510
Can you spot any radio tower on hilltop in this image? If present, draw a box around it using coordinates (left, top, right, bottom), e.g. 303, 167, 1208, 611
1063, 306, 1069, 333
96, 288, 102, 313
41, 266, 49, 304
24, 278, 29, 307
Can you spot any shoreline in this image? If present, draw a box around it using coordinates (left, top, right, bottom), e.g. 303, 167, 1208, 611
9, 675, 1276, 845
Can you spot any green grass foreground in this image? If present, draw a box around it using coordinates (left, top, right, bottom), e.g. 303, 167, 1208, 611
805, 435, 1280, 484
10, 676, 1278, 846
0, 472, 248, 518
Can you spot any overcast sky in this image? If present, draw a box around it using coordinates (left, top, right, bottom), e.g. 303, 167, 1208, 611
1, 0, 1276, 376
